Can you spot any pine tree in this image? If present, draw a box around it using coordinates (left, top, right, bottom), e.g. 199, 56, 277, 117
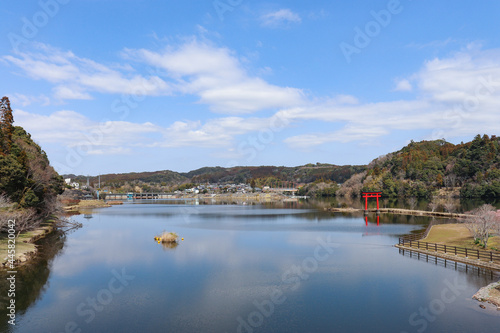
0, 96, 14, 154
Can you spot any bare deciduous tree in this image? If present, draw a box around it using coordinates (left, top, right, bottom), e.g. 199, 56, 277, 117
0, 193, 12, 209
428, 200, 439, 212
0, 208, 37, 234
464, 204, 499, 248
444, 201, 457, 213
337, 171, 366, 198
408, 197, 417, 210
444, 174, 457, 188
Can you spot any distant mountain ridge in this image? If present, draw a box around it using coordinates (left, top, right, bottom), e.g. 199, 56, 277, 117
64, 164, 366, 189
64, 134, 500, 198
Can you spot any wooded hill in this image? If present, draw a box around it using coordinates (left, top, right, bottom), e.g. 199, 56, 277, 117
65, 164, 365, 191
66, 135, 499, 199
338, 135, 500, 198
0, 97, 64, 231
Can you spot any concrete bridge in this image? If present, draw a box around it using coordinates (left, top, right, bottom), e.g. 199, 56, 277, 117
268, 188, 298, 193
105, 193, 176, 200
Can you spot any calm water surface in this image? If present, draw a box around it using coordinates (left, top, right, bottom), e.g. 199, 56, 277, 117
2, 202, 499, 333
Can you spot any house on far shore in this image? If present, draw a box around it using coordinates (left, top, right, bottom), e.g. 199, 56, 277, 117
64, 178, 80, 189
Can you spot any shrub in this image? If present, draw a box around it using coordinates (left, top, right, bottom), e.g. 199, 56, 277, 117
154, 231, 179, 243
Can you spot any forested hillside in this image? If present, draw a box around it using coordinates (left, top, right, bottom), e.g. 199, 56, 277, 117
67, 170, 187, 188
186, 164, 365, 186
66, 164, 365, 193
338, 135, 500, 198
0, 97, 64, 231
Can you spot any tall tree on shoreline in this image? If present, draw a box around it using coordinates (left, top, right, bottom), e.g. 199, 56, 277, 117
0, 96, 14, 154
0, 96, 64, 233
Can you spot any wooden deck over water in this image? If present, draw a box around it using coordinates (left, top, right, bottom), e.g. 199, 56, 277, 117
327, 207, 473, 219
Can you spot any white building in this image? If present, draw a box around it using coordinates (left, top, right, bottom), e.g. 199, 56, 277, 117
65, 178, 80, 189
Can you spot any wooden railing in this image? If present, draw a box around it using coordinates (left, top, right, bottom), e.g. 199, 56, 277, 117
400, 219, 436, 242
398, 238, 500, 265
401, 231, 427, 242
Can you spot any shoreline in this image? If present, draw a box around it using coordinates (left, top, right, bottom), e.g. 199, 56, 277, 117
1, 194, 286, 268
106, 192, 294, 204
326, 207, 473, 219
0, 220, 57, 268
473, 281, 500, 310
3, 199, 500, 312
396, 221, 500, 310
63, 199, 114, 213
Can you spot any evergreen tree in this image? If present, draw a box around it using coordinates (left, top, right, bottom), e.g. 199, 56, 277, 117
0, 96, 14, 154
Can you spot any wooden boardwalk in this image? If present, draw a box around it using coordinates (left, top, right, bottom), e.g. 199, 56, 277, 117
395, 244, 500, 271
327, 207, 472, 219
326, 206, 500, 272
396, 232, 500, 272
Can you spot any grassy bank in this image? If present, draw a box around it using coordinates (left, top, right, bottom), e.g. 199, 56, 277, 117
0, 220, 57, 267
423, 223, 500, 252
63, 199, 113, 212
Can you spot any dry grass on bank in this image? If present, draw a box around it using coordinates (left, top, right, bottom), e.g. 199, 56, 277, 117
154, 231, 179, 244
63, 199, 111, 212
423, 223, 500, 251
0, 221, 56, 265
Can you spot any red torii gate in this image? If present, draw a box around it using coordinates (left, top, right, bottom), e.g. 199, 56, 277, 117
362, 191, 382, 211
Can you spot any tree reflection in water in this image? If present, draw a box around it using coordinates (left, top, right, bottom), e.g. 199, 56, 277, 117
0, 230, 67, 333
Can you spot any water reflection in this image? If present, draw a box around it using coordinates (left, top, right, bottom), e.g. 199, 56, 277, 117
0, 230, 66, 333
308, 196, 500, 213
398, 248, 500, 282
3, 203, 499, 333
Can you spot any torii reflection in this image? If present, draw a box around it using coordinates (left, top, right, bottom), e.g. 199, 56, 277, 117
364, 214, 380, 226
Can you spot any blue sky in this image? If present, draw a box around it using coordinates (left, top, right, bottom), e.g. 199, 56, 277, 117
2, 0, 500, 175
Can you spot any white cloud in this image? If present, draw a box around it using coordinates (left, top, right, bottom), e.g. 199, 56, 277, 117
7, 41, 500, 155
406, 38, 457, 50
157, 116, 278, 148
12, 107, 286, 154
3, 43, 171, 101
260, 9, 302, 27
284, 126, 389, 148
394, 79, 413, 92
279, 46, 500, 148
126, 39, 306, 114
53, 86, 92, 100
9, 93, 51, 106
13, 109, 161, 155
4, 41, 305, 114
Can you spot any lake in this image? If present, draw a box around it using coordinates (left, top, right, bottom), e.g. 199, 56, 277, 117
1, 201, 499, 333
